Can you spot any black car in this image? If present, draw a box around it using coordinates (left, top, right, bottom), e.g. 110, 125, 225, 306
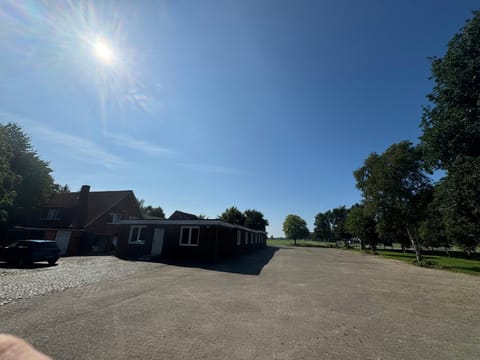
1, 240, 60, 266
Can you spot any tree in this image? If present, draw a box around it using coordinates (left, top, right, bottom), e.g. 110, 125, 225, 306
315, 207, 350, 246
329, 206, 350, 247
219, 206, 245, 226
0, 123, 55, 225
420, 12, 480, 254
434, 159, 480, 255
282, 214, 309, 245
354, 141, 432, 262
345, 204, 378, 253
137, 199, 165, 218
313, 212, 332, 241
421, 11, 480, 169
419, 195, 451, 255
142, 205, 165, 218
0, 126, 18, 223
243, 209, 269, 231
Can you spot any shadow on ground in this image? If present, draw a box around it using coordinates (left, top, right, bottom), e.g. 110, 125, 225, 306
130, 246, 282, 276
0, 262, 57, 269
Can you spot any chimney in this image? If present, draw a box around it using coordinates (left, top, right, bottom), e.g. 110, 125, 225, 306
75, 185, 90, 228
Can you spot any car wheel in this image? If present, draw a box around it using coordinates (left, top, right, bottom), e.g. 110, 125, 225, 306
48, 258, 58, 266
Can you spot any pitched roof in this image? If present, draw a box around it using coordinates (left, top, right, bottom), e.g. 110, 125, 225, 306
47, 190, 137, 225
168, 210, 198, 221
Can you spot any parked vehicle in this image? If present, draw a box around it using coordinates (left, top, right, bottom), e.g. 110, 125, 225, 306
0, 240, 60, 266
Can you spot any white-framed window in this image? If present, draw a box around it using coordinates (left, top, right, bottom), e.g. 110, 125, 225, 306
245, 231, 248, 245
180, 226, 200, 247
47, 208, 61, 220
129, 226, 147, 244
250, 232, 254, 244
236, 230, 241, 246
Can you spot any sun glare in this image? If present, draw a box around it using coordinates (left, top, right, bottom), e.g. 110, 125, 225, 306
93, 38, 115, 65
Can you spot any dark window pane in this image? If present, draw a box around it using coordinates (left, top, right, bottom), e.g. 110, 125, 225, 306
190, 228, 199, 245
180, 228, 189, 244
139, 227, 147, 241
130, 227, 139, 242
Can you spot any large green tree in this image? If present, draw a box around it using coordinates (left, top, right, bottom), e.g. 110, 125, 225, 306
0, 123, 55, 225
282, 214, 309, 245
219, 206, 246, 226
0, 126, 18, 223
354, 141, 432, 262
420, 11, 480, 254
421, 11, 480, 169
243, 209, 269, 231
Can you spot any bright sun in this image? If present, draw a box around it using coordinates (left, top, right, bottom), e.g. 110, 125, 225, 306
92, 38, 115, 65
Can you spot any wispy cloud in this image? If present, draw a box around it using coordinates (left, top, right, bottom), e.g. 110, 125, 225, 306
125, 88, 162, 114
178, 162, 248, 175
0, 111, 125, 169
107, 132, 172, 155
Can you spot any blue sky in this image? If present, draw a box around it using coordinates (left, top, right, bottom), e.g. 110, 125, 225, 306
0, 0, 477, 236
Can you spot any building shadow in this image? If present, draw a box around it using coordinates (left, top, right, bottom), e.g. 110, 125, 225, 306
144, 246, 282, 276
0, 262, 57, 269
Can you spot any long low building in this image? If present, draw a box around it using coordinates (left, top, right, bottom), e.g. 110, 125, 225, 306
117, 217, 266, 261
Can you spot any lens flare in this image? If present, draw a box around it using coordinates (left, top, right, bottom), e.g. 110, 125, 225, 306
0, 0, 153, 129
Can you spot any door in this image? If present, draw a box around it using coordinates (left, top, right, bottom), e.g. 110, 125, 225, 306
55, 230, 71, 256
151, 228, 164, 257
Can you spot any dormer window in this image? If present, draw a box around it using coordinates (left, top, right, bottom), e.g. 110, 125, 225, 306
46, 208, 61, 220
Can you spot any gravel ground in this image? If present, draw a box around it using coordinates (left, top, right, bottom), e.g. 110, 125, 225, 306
0, 256, 155, 306
1, 247, 479, 359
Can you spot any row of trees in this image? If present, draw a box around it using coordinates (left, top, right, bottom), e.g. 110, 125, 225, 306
219, 206, 269, 231
312, 11, 480, 262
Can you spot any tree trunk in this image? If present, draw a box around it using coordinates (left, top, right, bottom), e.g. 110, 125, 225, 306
406, 227, 422, 262
294, 238, 297, 246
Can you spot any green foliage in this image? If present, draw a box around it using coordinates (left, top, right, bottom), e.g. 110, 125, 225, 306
219, 206, 246, 226
244, 209, 269, 231
282, 214, 309, 245
421, 11, 480, 169
0, 127, 18, 222
0, 123, 55, 224
420, 11, 480, 255
142, 205, 165, 218
419, 194, 451, 252
354, 141, 432, 261
345, 204, 378, 251
313, 207, 349, 243
313, 212, 332, 241
435, 158, 480, 255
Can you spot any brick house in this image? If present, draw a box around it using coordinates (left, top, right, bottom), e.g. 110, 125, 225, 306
16, 185, 143, 256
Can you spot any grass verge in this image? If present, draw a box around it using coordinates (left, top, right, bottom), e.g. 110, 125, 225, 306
373, 250, 480, 276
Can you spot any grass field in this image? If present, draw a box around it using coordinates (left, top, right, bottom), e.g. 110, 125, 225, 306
267, 238, 480, 276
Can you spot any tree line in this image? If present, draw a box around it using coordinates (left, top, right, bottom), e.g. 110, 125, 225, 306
283, 11, 480, 262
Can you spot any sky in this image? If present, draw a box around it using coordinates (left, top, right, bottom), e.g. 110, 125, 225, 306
0, 0, 477, 236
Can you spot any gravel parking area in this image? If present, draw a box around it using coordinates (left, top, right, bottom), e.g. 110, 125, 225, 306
0, 256, 156, 306
1, 247, 479, 359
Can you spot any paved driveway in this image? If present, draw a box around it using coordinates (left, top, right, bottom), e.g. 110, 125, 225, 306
0, 247, 479, 359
